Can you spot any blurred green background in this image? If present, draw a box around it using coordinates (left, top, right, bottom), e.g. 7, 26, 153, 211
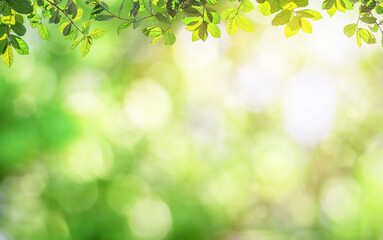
1, 1, 383, 239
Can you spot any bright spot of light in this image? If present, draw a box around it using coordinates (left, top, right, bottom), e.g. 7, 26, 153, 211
126, 198, 172, 239
283, 68, 337, 147
360, 137, 383, 185
320, 176, 361, 223
62, 137, 113, 182
232, 64, 280, 112
174, 28, 229, 72
124, 80, 172, 130
66, 92, 102, 115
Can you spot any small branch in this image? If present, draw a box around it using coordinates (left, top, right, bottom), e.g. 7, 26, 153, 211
235, 0, 243, 16
370, 12, 383, 34
141, 0, 151, 14
164, 1, 185, 33
356, 7, 361, 28
45, 0, 87, 37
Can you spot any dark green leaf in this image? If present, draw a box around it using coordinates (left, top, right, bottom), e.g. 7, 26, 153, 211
8, 0, 33, 14
11, 22, 26, 36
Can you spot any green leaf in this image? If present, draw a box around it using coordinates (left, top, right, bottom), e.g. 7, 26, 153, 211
63, 23, 72, 36
299, 17, 312, 33
221, 7, 237, 20
291, 0, 308, 7
285, 15, 300, 37
8, 0, 33, 14
80, 37, 92, 57
207, 23, 221, 38
164, 30, 176, 45
82, 20, 91, 34
356, 30, 361, 47
9, 35, 20, 49
240, 0, 255, 12
369, 23, 378, 33
343, 23, 356, 38
322, 0, 335, 9
12, 36, 29, 55
226, 17, 237, 36
198, 22, 208, 41
185, 21, 202, 31
360, 16, 377, 24
142, 26, 163, 37
95, 14, 114, 21
38, 23, 50, 40
207, 0, 218, 4
130, 1, 140, 17
155, 12, 170, 23
358, 28, 376, 44
89, 28, 108, 39
327, 5, 337, 17
11, 22, 26, 36
2, 44, 13, 67
151, 34, 163, 45
0, 39, 8, 53
166, 0, 176, 18
72, 8, 83, 21
272, 9, 292, 26
296, 9, 322, 20
235, 14, 254, 32
258, 1, 272, 16
192, 30, 200, 41
117, 21, 132, 35
71, 37, 84, 50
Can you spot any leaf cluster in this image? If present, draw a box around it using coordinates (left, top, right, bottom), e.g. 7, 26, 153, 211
1, 0, 383, 67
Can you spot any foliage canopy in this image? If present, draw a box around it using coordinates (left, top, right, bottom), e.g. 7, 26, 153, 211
0, 0, 381, 67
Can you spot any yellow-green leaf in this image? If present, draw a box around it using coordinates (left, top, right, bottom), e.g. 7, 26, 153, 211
327, 4, 337, 17
207, 23, 221, 38
14, 37, 29, 55
226, 18, 238, 36
72, 8, 83, 22
38, 23, 50, 40
258, 1, 272, 16
240, 0, 255, 12
164, 30, 176, 45
185, 20, 202, 31
71, 37, 84, 50
82, 20, 91, 34
356, 30, 361, 48
151, 34, 163, 45
282, 2, 297, 10
80, 37, 91, 57
59, 22, 70, 33
221, 7, 237, 20
272, 9, 292, 26
192, 30, 200, 42
235, 14, 254, 32
89, 28, 108, 39
336, 0, 345, 12
296, 9, 322, 21
3, 44, 13, 67
358, 28, 376, 44
285, 16, 300, 37
299, 17, 312, 33
343, 23, 357, 38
